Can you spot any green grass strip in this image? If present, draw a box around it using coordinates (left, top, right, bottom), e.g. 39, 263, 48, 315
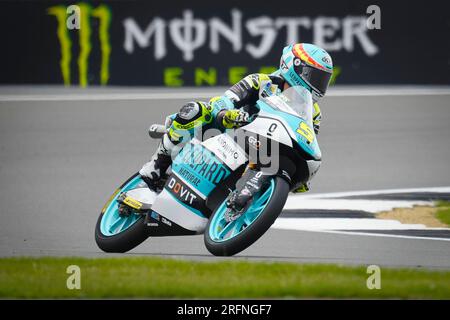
436, 201, 450, 226
1, 257, 450, 299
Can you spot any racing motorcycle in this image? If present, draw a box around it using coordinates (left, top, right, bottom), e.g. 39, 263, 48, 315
95, 85, 322, 256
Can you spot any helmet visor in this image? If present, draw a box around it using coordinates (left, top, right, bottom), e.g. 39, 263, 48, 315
294, 62, 332, 96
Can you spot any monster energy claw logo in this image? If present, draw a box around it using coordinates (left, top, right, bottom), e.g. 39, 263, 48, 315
48, 3, 111, 87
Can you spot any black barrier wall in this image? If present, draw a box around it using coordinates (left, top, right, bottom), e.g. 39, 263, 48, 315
1, 0, 449, 86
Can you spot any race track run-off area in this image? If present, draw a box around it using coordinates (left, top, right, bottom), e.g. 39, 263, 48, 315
0, 86, 450, 269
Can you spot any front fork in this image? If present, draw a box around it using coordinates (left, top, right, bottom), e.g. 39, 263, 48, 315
226, 164, 291, 217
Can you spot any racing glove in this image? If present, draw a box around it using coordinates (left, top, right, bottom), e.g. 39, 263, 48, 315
222, 109, 250, 129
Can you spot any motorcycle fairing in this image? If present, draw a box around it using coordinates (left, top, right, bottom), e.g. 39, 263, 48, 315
150, 188, 209, 232
255, 100, 322, 160
201, 133, 247, 171
146, 87, 321, 232
171, 142, 232, 196
151, 135, 247, 232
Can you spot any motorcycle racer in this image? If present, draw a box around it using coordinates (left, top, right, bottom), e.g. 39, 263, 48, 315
140, 43, 333, 206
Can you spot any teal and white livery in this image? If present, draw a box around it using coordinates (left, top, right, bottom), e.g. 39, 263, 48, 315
95, 86, 322, 256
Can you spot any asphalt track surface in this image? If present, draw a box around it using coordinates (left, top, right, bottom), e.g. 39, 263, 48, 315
1, 86, 450, 269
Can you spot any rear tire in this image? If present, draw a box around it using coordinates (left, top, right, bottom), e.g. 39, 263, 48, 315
204, 177, 289, 256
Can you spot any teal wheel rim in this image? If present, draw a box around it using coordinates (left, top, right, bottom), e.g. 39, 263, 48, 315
208, 179, 275, 242
100, 175, 144, 236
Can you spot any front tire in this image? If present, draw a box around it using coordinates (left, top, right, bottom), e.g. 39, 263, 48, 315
95, 214, 149, 253
204, 177, 289, 256
95, 173, 150, 253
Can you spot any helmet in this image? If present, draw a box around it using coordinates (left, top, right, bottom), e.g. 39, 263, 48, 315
279, 43, 333, 99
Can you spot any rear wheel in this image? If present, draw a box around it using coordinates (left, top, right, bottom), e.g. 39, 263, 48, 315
95, 173, 150, 253
204, 176, 289, 256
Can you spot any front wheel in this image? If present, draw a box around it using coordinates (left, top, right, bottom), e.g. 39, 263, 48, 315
204, 176, 289, 256
95, 173, 150, 253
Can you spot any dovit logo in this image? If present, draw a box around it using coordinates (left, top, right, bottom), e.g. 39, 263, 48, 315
167, 177, 198, 205
167, 173, 211, 215
48, 3, 111, 87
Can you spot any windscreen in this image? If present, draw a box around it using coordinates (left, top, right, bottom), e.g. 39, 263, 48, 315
262, 85, 314, 128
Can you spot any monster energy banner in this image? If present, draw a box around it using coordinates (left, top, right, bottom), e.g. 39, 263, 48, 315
0, 0, 449, 86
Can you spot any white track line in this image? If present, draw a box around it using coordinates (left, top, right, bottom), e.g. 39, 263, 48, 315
279, 228, 450, 242
284, 199, 432, 213
272, 217, 431, 231
291, 186, 450, 200
278, 187, 450, 241
0, 93, 209, 102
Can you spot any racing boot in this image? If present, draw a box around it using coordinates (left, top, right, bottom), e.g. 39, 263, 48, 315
292, 181, 310, 193
139, 133, 176, 191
